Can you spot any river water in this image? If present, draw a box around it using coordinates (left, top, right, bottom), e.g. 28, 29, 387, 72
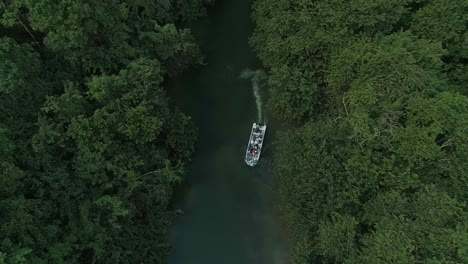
167, 1, 288, 263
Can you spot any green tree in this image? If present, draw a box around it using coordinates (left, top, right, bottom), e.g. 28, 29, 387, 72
410, 0, 468, 94
251, 0, 412, 121
26, 59, 196, 263
0, 0, 205, 73
253, 2, 468, 263
1, 0, 203, 262
0, 37, 47, 137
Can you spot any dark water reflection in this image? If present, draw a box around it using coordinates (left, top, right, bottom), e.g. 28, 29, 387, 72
168, 1, 288, 263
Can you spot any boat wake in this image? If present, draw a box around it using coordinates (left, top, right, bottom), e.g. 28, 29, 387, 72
240, 68, 265, 123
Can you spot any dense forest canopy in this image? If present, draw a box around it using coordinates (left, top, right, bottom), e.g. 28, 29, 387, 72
252, 0, 467, 263
1, 0, 467, 263
0, 0, 213, 263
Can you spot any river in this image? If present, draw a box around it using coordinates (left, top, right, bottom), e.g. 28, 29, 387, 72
167, 1, 288, 263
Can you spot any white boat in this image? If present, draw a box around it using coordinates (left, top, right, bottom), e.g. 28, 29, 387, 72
245, 123, 266, 167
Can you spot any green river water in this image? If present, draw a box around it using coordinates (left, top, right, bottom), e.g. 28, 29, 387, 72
167, 0, 288, 263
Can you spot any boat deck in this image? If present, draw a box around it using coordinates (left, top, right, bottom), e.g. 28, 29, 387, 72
245, 123, 266, 166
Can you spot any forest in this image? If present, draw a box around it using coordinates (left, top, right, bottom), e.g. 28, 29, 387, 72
251, 0, 467, 263
1, 0, 467, 263
0, 0, 214, 263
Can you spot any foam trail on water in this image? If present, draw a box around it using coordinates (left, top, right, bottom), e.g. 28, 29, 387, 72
240, 68, 255, 79
252, 73, 262, 122
240, 68, 265, 123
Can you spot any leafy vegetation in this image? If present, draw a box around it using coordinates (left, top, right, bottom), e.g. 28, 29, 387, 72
0, 0, 211, 263
252, 0, 468, 263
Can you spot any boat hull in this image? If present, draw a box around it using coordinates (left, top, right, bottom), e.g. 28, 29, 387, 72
245, 123, 266, 167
